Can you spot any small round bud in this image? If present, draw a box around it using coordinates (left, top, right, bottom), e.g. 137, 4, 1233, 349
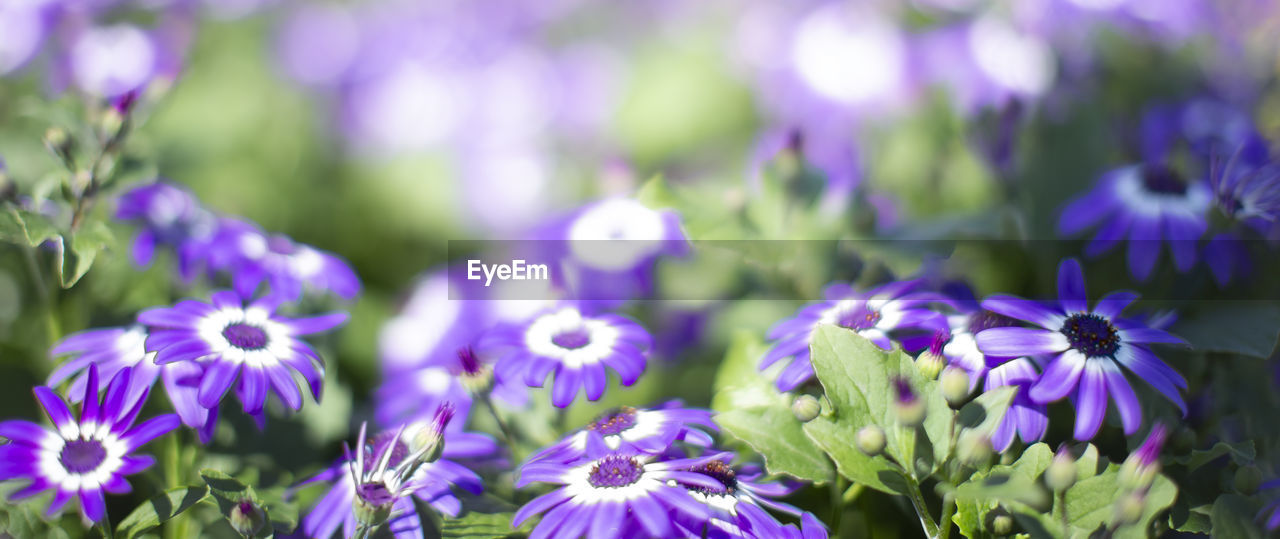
1113, 491, 1145, 526
1235, 465, 1262, 495
100, 108, 125, 140
43, 127, 68, 150
987, 512, 1014, 535
792, 395, 821, 422
229, 500, 265, 538
940, 368, 971, 407
917, 352, 946, 380
957, 431, 992, 467
856, 426, 886, 457
891, 377, 926, 426
1044, 448, 1077, 492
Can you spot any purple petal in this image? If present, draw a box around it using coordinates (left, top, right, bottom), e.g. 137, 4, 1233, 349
1057, 259, 1088, 314
1029, 350, 1086, 403
980, 296, 1063, 328
1058, 183, 1119, 235
34, 387, 75, 432
1163, 214, 1203, 271
551, 368, 582, 408
80, 489, 106, 523
198, 361, 241, 409
266, 365, 303, 411
1073, 359, 1108, 441
0, 420, 51, 446
975, 328, 1068, 357
238, 366, 269, 414
1085, 212, 1133, 256
122, 414, 180, 451
137, 307, 200, 329
1103, 362, 1142, 435
286, 312, 349, 336
582, 365, 607, 401
1114, 345, 1187, 414
513, 489, 572, 527
1118, 327, 1185, 345
1093, 291, 1138, 319
1126, 217, 1162, 281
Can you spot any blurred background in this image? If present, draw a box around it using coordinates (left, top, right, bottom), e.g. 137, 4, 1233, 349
2, 0, 1280, 536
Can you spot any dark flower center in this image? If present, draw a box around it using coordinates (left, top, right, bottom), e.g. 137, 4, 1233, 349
837, 304, 881, 331
587, 407, 638, 436
355, 482, 396, 506
1140, 164, 1188, 196
1061, 313, 1121, 358
223, 323, 268, 350
968, 311, 1017, 335
59, 440, 106, 474
587, 455, 644, 488
552, 328, 592, 350
688, 460, 738, 496
456, 347, 485, 377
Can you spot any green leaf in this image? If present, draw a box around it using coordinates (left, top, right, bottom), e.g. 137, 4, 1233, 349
716, 406, 833, 483
1008, 443, 1055, 479
63, 220, 114, 287
1113, 475, 1177, 539
440, 511, 530, 538
0, 206, 61, 247
1177, 440, 1256, 472
1063, 466, 1177, 538
1211, 494, 1264, 539
1176, 301, 1280, 359
1075, 445, 1100, 480
634, 174, 680, 210
116, 486, 209, 539
200, 469, 273, 538
956, 385, 1017, 439
711, 330, 787, 413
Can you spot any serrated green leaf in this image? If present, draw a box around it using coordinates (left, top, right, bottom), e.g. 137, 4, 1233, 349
116, 486, 209, 539
63, 220, 114, 287
716, 406, 833, 483
1211, 494, 1264, 539
1176, 301, 1280, 359
805, 325, 953, 476
440, 511, 530, 538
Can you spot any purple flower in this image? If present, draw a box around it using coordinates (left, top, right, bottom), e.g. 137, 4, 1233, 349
300, 414, 488, 538
115, 181, 219, 281
975, 259, 1187, 441
69, 24, 158, 98
488, 305, 652, 408
1058, 163, 1210, 281
983, 358, 1048, 452
1259, 479, 1280, 531
139, 290, 346, 417
527, 401, 716, 464
210, 218, 361, 301
377, 346, 527, 428
49, 325, 217, 443
0, 365, 179, 523
513, 451, 730, 538
673, 457, 808, 539
936, 310, 1023, 393
778, 512, 831, 539
761, 279, 949, 392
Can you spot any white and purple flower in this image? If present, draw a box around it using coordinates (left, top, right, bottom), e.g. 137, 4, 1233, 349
488, 305, 652, 408
527, 401, 716, 464
139, 290, 346, 417
673, 457, 811, 539
975, 259, 1187, 441
983, 358, 1049, 452
115, 181, 219, 281
0, 365, 178, 523
762, 279, 950, 392
210, 218, 361, 301
514, 451, 729, 538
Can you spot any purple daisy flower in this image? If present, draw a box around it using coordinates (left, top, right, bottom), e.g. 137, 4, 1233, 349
210, 218, 361, 301
527, 401, 716, 464
933, 310, 1024, 393
1058, 163, 1211, 281
983, 358, 1048, 452
488, 305, 652, 408
975, 259, 1188, 441
377, 346, 527, 428
778, 512, 830, 539
115, 181, 219, 281
761, 279, 950, 392
0, 365, 179, 523
300, 408, 488, 538
49, 325, 217, 443
139, 290, 346, 416
513, 451, 729, 539
673, 457, 809, 539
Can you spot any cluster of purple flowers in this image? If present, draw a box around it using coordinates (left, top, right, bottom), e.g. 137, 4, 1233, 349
514, 403, 827, 539
1058, 99, 1280, 284
116, 181, 360, 301
764, 258, 1187, 448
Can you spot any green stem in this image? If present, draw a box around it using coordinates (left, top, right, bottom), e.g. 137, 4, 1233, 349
479, 393, 517, 450
905, 479, 940, 539
938, 495, 956, 539
163, 433, 191, 539
829, 476, 846, 535
98, 504, 114, 539
1056, 489, 1068, 531
842, 483, 865, 504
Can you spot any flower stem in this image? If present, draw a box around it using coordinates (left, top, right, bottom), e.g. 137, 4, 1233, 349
905, 479, 940, 539
479, 393, 517, 450
938, 495, 956, 539
829, 476, 846, 534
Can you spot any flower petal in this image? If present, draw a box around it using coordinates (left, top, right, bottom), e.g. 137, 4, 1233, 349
1029, 350, 1086, 403
1058, 259, 1088, 314
975, 328, 1069, 357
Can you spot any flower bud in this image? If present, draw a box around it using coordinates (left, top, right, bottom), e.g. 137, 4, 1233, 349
916, 331, 949, 380
353, 482, 394, 530
229, 499, 265, 538
43, 127, 74, 165
1235, 465, 1262, 495
892, 377, 925, 426
957, 431, 992, 467
455, 347, 494, 396
856, 425, 886, 457
986, 511, 1014, 535
940, 368, 971, 407
1044, 447, 1077, 492
1120, 424, 1167, 490
409, 403, 454, 464
792, 395, 821, 422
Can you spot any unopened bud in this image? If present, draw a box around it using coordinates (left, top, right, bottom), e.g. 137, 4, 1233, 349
409, 403, 454, 464
1113, 491, 1145, 526
1235, 465, 1262, 495
100, 108, 125, 140
1120, 424, 1167, 489
916, 331, 950, 379
892, 377, 926, 426
856, 426, 886, 457
353, 482, 394, 529
43, 127, 74, 165
792, 395, 821, 422
228, 499, 265, 537
1044, 447, 1077, 492
957, 430, 992, 467
940, 368, 971, 407
455, 347, 494, 396
986, 511, 1014, 535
